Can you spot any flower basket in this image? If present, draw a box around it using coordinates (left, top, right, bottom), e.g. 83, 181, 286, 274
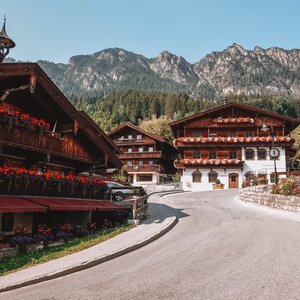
213, 183, 224, 190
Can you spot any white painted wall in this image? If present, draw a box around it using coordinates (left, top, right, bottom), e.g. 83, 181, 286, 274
181, 168, 242, 191
180, 147, 287, 192
242, 147, 286, 176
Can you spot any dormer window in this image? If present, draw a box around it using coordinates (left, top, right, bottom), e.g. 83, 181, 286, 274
137, 134, 142, 140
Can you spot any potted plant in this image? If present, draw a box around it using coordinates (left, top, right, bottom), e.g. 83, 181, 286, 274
9, 226, 33, 254
56, 223, 73, 242
212, 179, 224, 189
34, 224, 54, 249
256, 178, 268, 185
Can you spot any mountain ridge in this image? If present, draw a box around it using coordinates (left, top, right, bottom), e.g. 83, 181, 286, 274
7, 44, 300, 98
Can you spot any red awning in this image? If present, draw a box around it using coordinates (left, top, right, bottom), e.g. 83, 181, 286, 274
22, 197, 128, 212
23, 197, 97, 211
79, 200, 128, 212
0, 196, 48, 213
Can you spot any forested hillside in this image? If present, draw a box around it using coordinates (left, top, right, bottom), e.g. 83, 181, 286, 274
69, 91, 300, 140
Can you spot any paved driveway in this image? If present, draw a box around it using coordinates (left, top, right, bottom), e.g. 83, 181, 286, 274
2, 189, 300, 300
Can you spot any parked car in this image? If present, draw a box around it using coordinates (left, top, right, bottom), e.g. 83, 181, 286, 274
104, 181, 147, 201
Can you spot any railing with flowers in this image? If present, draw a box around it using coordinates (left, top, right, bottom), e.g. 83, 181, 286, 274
174, 136, 292, 147
213, 117, 255, 124
0, 167, 107, 199
174, 158, 242, 168
0, 105, 50, 133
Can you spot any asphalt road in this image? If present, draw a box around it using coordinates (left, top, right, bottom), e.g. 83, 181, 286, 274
2, 190, 300, 300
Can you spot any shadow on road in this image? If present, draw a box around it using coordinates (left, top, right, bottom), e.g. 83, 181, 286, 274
143, 202, 190, 224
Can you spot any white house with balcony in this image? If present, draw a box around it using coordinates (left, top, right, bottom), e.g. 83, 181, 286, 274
170, 102, 300, 192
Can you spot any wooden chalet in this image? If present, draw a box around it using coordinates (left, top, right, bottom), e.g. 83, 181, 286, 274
108, 123, 178, 185
0, 62, 127, 237
170, 102, 300, 191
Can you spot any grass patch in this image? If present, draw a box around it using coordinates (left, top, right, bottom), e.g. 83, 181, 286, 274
0, 224, 134, 277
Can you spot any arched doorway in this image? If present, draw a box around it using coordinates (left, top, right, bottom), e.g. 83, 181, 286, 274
228, 173, 239, 188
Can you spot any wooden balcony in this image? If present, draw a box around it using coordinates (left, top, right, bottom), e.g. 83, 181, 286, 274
124, 164, 163, 173
114, 138, 155, 146
0, 123, 91, 162
118, 151, 162, 159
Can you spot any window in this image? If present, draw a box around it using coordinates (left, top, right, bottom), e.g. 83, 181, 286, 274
148, 161, 153, 165
209, 151, 217, 159
137, 134, 142, 140
137, 174, 153, 182
245, 149, 255, 160
208, 171, 218, 183
1, 213, 14, 231
194, 133, 200, 138
231, 175, 237, 182
127, 161, 132, 166
107, 182, 122, 188
257, 148, 267, 160
228, 131, 236, 137
193, 151, 201, 159
246, 131, 253, 137
127, 148, 132, 153
192, 171, 202, 183
208, 132, 217, 137
229, 151, 237, 159
138, 147, 143, 152
119, 136, 124, 140
148, 147, 153, 152
128, 135, 133, 140
138, 161, 143, 165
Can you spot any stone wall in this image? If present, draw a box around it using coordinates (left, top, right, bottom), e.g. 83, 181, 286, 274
239, 185, 300, 212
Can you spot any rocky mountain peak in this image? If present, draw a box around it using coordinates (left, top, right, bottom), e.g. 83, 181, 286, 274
34, 44, 300, 98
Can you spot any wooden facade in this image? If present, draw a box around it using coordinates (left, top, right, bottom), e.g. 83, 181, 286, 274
108, 123, 178, 184
170, 102, 300, 191
0, 63, 122, 195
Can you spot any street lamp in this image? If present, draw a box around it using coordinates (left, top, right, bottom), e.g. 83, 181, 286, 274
260, 124, 279, 185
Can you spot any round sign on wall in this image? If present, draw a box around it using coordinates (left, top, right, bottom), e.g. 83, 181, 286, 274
269, 148, 279, 158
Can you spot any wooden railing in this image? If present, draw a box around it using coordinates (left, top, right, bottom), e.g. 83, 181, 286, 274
118, 151, 162, 159
123, 195, 148, 219
114, 138, 155, 145
0, 123, 91, 161
124, 164, 162, 172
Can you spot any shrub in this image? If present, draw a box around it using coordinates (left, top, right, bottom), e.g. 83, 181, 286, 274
271, 176, 300, 196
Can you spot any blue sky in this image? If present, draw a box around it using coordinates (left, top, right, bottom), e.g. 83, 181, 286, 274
1, 0, 300, 63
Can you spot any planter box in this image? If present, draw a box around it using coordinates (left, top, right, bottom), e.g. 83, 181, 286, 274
128, 219, 140, 225
213, 184, 224, 190
0, 246, 18, 261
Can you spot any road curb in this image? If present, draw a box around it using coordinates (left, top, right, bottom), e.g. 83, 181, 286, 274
0, 216, 178, 293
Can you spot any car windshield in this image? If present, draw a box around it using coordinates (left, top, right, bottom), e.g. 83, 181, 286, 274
106, 182, 123, 188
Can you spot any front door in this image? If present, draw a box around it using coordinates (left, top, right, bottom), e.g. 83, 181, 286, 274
229, 173, 239, 188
